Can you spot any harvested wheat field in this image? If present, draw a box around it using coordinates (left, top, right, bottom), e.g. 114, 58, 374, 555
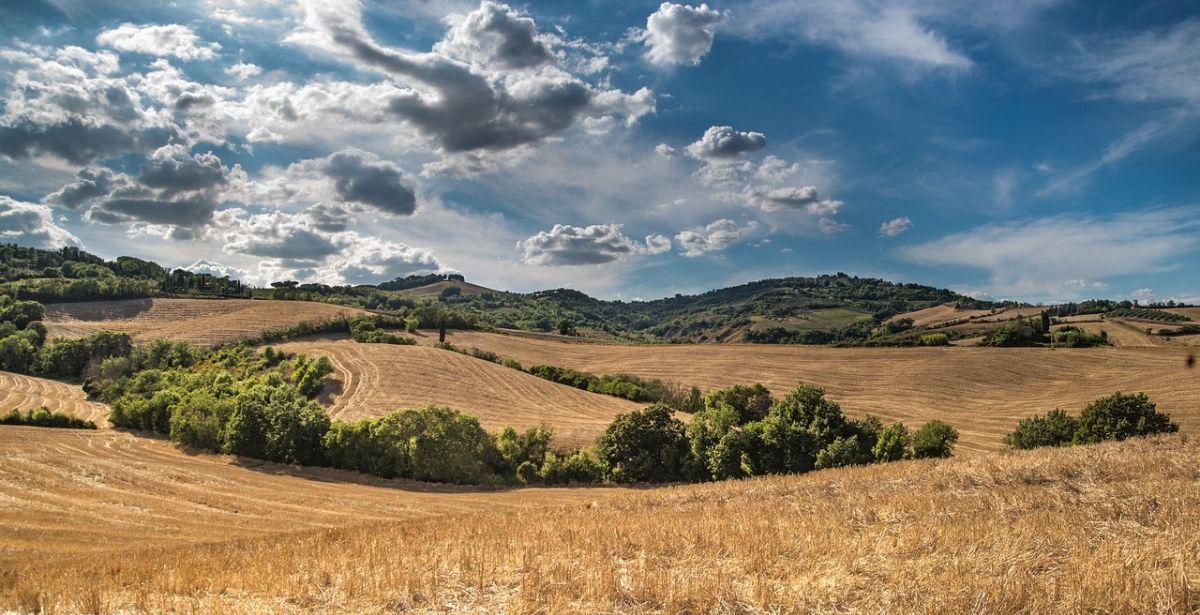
1054, 318, 1169, 347
275, 338, 641, 449
424, 330, 1200, 453
3, 434, 1196, 613
890, 302, 993, 327
0, 426, 623, 565
0, 371, 109, 426
43, 298, 368, 346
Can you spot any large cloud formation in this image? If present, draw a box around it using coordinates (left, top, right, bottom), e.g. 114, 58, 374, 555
641, 3, 727, 67
0, 46, 181, 165
287, 0, 653, 155
519, 223, 670, 266
0, 197, 81, 249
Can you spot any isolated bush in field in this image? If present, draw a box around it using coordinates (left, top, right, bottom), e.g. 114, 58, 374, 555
910, 420, 959, 458
596, 404, 689, 483
540, 450, 605, 485
1073, 392, 1177, 444
1003, 409, 1078, 449
1052, 327, 1108, 348
404, 316, 420, 333
872, 423, 911, 462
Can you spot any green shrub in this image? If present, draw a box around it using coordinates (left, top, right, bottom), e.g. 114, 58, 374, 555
1052, 327, 1108, 347
872, 423, 911, 462
491, 424, 553, 480
1073, 392, 1177, 444
595, 404, 689, 483
910, 420, 958, 458
540, 450, 605, 485
1003, 409, 1078, 449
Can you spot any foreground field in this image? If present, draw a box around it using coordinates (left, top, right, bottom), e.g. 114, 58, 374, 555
4, 434, 1195, 613
43, 298, 367, 345
424, 330, 1200, 453
0, 371, 109, 426
275, 337, 641, 449
0, 427, 623, 564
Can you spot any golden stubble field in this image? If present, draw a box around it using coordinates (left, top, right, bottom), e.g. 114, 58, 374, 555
0, 426, 625, 564
42, 298, 368, 345
419, 330, 1200, 453
3, 432, 1196, 614
274, 337, 641, 449
0, 371, 110, 426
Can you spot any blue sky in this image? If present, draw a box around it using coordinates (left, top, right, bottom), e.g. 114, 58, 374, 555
0, 0, 1197, 303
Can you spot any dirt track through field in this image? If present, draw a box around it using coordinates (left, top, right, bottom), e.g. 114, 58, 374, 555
422, 330, 1200, 453
0, 371, 109, 426
275, 338, 641, 449
43, 298, 367, 346
0, 427, 624, 563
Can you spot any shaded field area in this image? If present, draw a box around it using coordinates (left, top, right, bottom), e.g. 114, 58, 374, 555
275, 338, 641, 449
0, 371, 109, 426
0, 427, 625, 565
43, 298, 367, 346
422, 330, 1200, 453
4, 435, 1196, 613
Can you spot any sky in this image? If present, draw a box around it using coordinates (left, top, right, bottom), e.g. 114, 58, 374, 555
0, 0, 1197, 303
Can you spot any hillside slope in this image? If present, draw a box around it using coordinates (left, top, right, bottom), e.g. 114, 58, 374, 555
0, 427, 624, 564
275, 337, 641, 448
5, 435, 1195, 613
43, 298, 368, 345
0, 371, 109, 426
424, 330, 1200, 453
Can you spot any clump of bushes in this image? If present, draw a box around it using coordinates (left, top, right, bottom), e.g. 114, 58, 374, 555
1004, 392, 1178, 450
597, 383, 959, 484
0, 295, 133, 379
1051, 326, 1108, 347
1, 406, 96, 429
349, 317, 417, 345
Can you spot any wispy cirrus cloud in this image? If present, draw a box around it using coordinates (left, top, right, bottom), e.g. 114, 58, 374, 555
901, 208, 1200, 299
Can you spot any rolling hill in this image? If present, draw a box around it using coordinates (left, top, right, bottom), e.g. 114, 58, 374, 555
419, 329, 1200, 453
43, 298, 368, 346
274, 336, 641, 449
4, 431, 1194, 613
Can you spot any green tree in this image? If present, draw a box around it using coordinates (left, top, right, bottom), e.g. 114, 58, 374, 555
1073, 392, 1177, 444
872, 423, 911, 462
1003, 409, 1078, 449
595, 404, 689, 483
910, 420, 958, 458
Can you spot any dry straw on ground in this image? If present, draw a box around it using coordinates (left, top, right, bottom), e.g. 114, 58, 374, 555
2, 432, 1197, 613
0, 371, 110, 425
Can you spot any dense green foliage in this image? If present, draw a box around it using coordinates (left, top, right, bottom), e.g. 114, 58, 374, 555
0, 295, 133, 379
1051, 326, 1108, 347
598, 383, 959, 484
0, 243, 246, 302
0, 406, 96, 429
979, 314, 1050, 347
1004, 393, 1178, 450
